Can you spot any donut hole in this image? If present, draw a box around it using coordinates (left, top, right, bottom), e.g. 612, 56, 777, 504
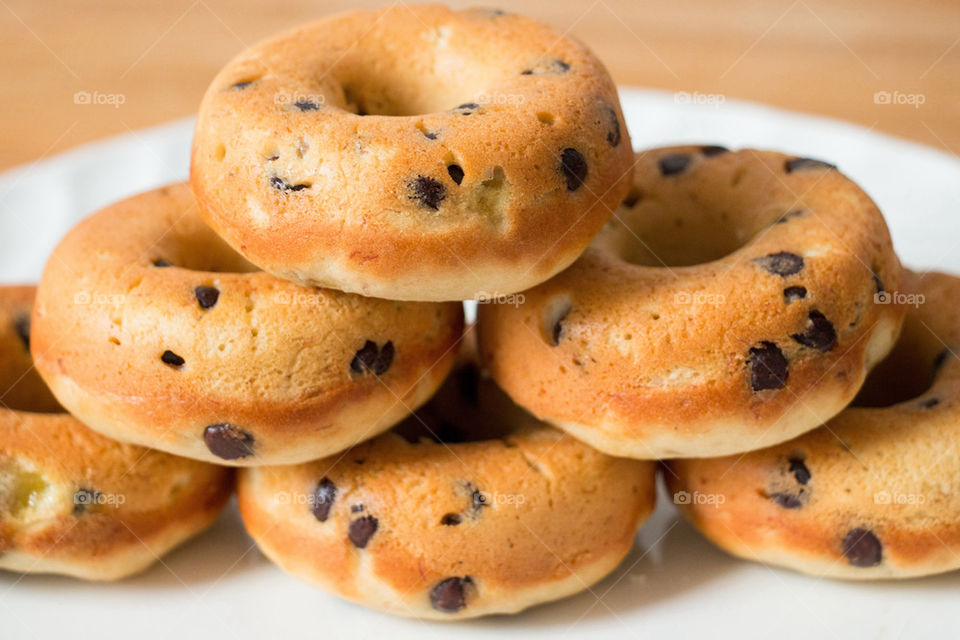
851, 319, 944, 408
598, 170, 787, 267
328, 30, 514, 117
149, 229, 259, 274
337, 66, 499, 117
393, 362, 533, 444
0, 336, 63, 415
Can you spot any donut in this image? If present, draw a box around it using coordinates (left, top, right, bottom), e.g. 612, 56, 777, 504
665, 271, 960, 579
0, 286, 233, 580
30, 183, 463, 466
478, 146, 905, 459
237, 341, 656, 619
191, 4, 633, 301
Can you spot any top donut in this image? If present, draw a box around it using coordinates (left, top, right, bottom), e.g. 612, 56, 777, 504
191, 4, 633, 301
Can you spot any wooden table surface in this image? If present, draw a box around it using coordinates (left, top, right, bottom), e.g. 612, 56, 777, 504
1, 0, 958, 171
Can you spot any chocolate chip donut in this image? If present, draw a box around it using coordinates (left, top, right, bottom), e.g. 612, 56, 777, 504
191, 4, 632, 301
478, 146, 905, 459
0, 286, 233, 580
237, 343, 656, 619
31, 183, 463, 466
665, 271, 960, 579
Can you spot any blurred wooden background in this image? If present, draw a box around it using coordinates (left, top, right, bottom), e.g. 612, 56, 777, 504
1, 0, 957, 170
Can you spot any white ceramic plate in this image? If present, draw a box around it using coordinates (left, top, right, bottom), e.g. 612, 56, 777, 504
1, 89, 958, 639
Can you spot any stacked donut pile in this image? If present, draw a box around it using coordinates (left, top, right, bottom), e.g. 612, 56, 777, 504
2, 4, 958, 621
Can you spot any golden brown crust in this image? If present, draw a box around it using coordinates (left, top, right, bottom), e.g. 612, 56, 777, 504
191, 4, 633, 301
665, 271, 960, 579
237, 354, 656, 619
0, 287, 234, 581
478, 146, 906, 459
31, 183, 464, 465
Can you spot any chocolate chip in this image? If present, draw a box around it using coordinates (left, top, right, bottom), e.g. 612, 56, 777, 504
770, 492, 803, 509
441, 513, 462, 526
421, 129, 439, 140
775, 210, 804, 224
551, 307, 570, 346
73, 488, 101, 514
454, 103, 479, 114
753, 252, 804, 276
351, 341, 378, 374
430, 577, 473, 613
918, 397, 940, 409
408, 175, 446, 210
161, 350, 185, 367
203, 423, 255, 460
195, 286, 220, 310
701, 145, 729, 157
788, 457, 811, 485
152, 258, 173, 267
293, 99, 319, 112
560, 148, 588, 191
872, 271, 885, 294
312, 477, 337, 522
933, 348, 950, 374
350, 340, 393, 375
13, 313, 29, 350
792, 310, 837, 352
348, 515, 378, 548
269, 176, 310, 192
842, 528, 882, 567
783, 286, 807, 303
374, 341, 394, 375
785, 157, 837, 173
521, 58, 571, 75
658, 154, 691, 176
602, 105, 621, 147
230, 80, 253, 90
749, 341, 789, 391
351, 504, 364, 513
447, 164, 464, 185
471, 489, 489, 511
